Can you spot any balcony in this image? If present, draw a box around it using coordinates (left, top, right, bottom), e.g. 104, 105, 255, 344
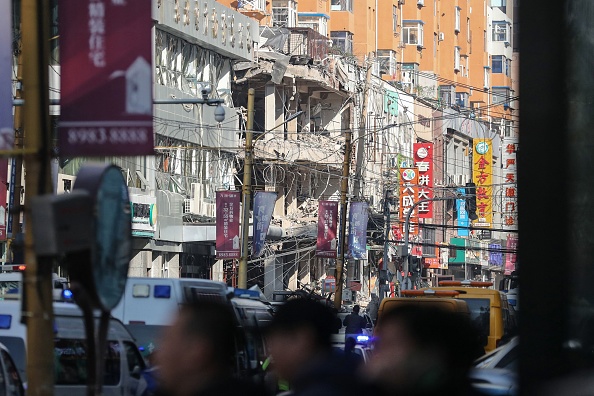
283, 27, 329, 64
231, 0, 268, 21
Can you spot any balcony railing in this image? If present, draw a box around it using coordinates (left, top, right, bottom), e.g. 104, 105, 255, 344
283, 27, 329, 63
237, 0, 267, 12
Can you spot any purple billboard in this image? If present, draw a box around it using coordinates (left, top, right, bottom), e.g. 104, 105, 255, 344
348, 202, 369, 259
216, 191, 240, 259
58, 0, 153, 156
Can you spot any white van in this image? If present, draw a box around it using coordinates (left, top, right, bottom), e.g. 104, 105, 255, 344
0, 300, 146, 396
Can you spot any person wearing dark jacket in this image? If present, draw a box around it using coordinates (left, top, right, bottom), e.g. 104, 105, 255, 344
153, 300, 264, 396
266, 299, 364, 396
343, 305, 367, 342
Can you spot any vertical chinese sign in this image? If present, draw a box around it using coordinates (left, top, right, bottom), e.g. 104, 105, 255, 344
413, 143, 433, 218
348, 202, 369, 259
0, 0, 13, 151
58, 0, 154, 156
472, 139, 493, 227
216, 191, 240, 259
456, 187, 469, 237
502, 137, 518, 230
316, 201, 338, 258
252, 192, 277, 258
399, 168, 419, 235
489, 243, 503, 269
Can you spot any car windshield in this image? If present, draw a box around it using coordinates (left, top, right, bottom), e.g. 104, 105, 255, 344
462, 298, 491, 344
54, 339, 121, 385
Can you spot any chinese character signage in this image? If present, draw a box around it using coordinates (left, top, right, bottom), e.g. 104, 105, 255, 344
502, 137, 518, 230
252, 192, 277, 258
456, 187, 469, 237
414, 143, 433, 218
505, 234, 518, 275
348, 202, 369, 259
216, 191, 240, 259
472, 139, 493, 227
0, 160, 7, 241
0, 1, 12, 151
399, 168, 419, 235
316, 201, 338, 258
58, 0, 154, 157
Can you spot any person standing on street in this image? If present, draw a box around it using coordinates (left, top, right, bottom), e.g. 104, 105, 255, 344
366, 294, 380, 325
343, 305, 367, 343
154, 300, 264, 396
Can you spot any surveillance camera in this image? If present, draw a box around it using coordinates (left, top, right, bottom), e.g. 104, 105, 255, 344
214, 104, 225, 123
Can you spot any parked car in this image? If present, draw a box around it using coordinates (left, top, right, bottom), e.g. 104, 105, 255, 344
470, 337, 519, 396
0, 342, 24, 396
337, 312, 374, 337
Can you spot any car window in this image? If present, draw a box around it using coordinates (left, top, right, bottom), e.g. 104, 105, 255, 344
495, 344, 519, 370
1, 350, 23, 396
0, 338, 26, 381
54, 339, 121, 385
124, 342, 145, 379
462, 298, 491, 344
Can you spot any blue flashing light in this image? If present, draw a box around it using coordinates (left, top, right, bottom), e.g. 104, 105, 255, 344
0, 315, 11, 329
234, 288, 260, 299
154, 285, 171, 299
62, 289, 74, 300
138, 346, 145, 352
356, 335, 370, 344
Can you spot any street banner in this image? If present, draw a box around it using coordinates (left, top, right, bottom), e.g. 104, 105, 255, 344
7, 158, 15, 237
456, 187, 469, 236
0, 160, 8, 241
316, 201, 338, 258
252, 191, 277, 258
505, 234, 518, 275
414, 143, 434, 218
472, 139, 493, 227
489, 243, 503, 267
399, 168, 419, 235
58, 0, 153, 157
502, 137, 518, 230
347, 202, 369, 259
216, 191, 240, 259
0, 1, 13, 150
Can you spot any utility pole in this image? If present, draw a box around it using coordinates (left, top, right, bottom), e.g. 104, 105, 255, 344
239, 88, 255, 289
380, 189, 392, 300
353, 58, 373, 198
21, 0, 55, 395
334, 129, 352, 310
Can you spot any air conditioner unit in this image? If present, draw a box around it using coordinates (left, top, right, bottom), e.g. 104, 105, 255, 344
203, 202, 216, 218
190, 183, 203, 214
438, 32, 445, 41
457, 174, 465, 185
417, 0, 424, 5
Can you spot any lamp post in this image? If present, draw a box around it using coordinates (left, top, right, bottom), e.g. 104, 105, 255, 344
401, 195, 461, 290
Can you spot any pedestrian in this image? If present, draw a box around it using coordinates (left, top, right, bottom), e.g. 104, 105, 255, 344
363, 304, 484, 396
153, 300, 264, 396
343, 305, 367, 343
265, 298, 364, 396
366, 294, 380, 325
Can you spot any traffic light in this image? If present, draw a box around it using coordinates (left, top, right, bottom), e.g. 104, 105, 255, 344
465, 182, 479, 221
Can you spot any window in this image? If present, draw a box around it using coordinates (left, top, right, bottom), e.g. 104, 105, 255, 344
272, 0, 297, 28
54, 340, 121, 385
506, 58, 512, 76
491, 0, 506, 13
422, 228, 436, 255
456, 92, 469, 108
484, 67, 490, 89
454, 46, 461, 71
331, 0, 353, 12
393, 6, 398, 32
330, 31, 354, 54
455, 7, 461, 32
492, 55, 503, 73
440, 85, 455, 106
492, 87, 510, 106
402, 21, 424, 46
492, 21, 508, 41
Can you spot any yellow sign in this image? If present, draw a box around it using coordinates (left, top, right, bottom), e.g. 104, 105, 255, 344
472, 139, 493, 227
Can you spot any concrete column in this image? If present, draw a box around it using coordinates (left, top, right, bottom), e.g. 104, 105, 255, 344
128, 250, 151, 277
212, 260, 224, 282
151, 252, 161, 278
168, 253, 180, 278
264, 83, 276, 141
264, 255, 276, 299
298, 258, 310, 286
286, 258, 298, 291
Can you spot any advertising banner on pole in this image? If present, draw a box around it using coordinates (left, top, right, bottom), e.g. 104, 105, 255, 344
414, 143, 433, 218
505, 234, 518, 275
7, 158, 15, 237
0, 1, 13, 151
58, 0, 153, 157
456, 187, 469, 236
316, 201, 338, 258
489, 243, 503, 268
399, 168, 419, 235
348, 202, 369, 259
472, 139, 493, 227
252, 191, 277, 258
216, 191, 240, 259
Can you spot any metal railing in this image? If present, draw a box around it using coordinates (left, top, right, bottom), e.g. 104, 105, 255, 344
283, 27, 329, 62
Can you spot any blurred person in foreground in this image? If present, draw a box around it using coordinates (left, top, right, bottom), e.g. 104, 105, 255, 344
266, 298, 363, 396
154, 300, 263, 396
364, 304, 484, 396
